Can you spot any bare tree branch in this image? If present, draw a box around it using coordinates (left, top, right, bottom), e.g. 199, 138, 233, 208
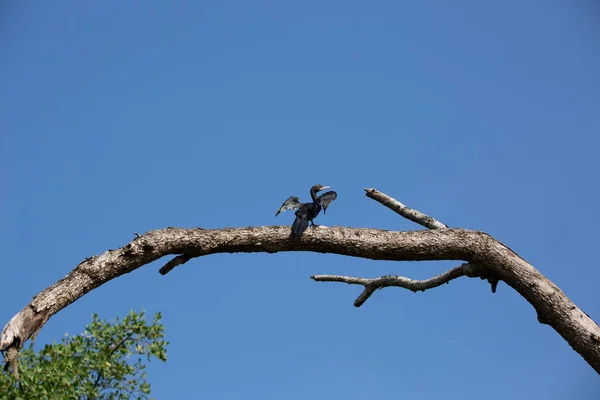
365, 188, 448, 229
1, 191, 599, 377
311, 262, 479, 307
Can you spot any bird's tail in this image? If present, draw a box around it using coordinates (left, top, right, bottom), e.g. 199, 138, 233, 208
291, 213, 309, 238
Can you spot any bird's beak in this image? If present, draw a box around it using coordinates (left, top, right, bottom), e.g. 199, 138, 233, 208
321, 186, 330, 191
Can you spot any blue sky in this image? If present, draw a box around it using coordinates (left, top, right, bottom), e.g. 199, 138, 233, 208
1, 1, 599, 398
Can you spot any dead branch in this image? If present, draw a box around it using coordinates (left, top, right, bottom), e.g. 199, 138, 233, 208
365, 188, 448, 229
312, 262, 479, 307
1, 189, 599, 378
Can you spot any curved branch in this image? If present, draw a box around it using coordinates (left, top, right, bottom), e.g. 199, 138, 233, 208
1, 225, 599, 376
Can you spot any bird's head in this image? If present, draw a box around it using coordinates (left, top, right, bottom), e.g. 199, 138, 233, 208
311, 184, 330, 193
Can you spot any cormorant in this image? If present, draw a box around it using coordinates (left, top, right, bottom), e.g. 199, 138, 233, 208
276, 184, 338, 238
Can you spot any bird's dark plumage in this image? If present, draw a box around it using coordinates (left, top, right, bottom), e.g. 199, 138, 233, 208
291, 208, 309, 237
275, 184, 337, 238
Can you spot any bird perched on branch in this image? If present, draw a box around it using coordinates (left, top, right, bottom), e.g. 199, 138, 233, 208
276, 184, 337, 238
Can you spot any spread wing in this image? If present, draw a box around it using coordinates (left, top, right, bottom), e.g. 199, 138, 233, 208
317, 191, 337, 214
275, 196, 301, 216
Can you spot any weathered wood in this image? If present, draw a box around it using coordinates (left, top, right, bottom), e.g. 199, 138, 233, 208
2, 210, 598, 376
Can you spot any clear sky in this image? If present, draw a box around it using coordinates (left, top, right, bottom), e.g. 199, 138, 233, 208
1, 1, 599, 398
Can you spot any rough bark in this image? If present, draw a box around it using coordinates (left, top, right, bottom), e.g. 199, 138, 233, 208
2, 191, 599, 377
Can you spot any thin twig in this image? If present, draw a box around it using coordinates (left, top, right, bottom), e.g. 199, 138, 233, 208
365, 188, 448, 229
312, 263, 478, 307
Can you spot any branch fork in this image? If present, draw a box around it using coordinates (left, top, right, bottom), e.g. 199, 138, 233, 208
310, 189, 497, 308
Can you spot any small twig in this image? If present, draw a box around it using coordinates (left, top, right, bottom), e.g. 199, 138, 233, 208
133, 232, 141, 238
365, 188, 448, 229
108, 331, 135, 357
312, 263, 479, 307
159, 254, 195, 275
91, 331, 136, 392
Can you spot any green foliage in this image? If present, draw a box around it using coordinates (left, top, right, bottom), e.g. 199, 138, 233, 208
0, 310, 168, 400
